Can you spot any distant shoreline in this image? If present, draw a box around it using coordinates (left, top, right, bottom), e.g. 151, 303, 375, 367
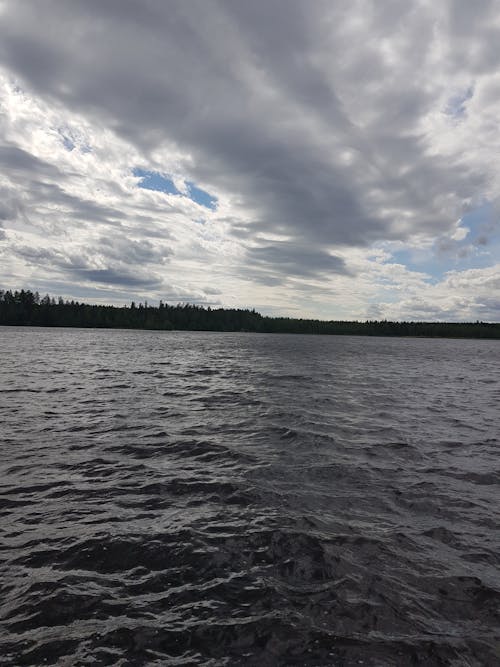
2, 324, 500, 342
2, 289, 499, 340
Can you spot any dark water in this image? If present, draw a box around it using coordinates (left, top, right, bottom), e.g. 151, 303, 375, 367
1, 328, 499, 666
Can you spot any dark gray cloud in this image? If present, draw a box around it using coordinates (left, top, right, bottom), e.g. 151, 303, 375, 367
13, 243, 164, 289
97, 236, 171, 264
70, 268, 161, 288
248, 242, 352, 279
0, 144, 59, 175
0, 185, 23, 222
33, 182, 124, 226
2, 1, 494, 261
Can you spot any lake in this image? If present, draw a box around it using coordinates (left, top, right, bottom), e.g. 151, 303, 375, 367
1, 327, 499, 665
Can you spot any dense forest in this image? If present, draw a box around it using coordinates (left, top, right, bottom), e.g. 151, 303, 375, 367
1, 289, 499, 339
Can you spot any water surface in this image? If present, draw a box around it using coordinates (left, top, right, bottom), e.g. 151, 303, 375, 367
1, 328, 499, 665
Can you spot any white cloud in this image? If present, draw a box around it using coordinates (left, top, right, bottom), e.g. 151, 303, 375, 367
0, 1, 499, 319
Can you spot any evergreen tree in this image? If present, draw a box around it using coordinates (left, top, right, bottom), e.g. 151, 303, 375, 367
1, 289, 499, 339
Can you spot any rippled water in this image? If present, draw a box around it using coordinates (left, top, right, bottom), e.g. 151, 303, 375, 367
1, 327, 499, 666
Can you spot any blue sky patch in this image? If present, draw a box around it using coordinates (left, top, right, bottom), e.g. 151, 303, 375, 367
62, 136, 75, 151
134, 169, 217, 210
389, 201, 497, 279
390, 248, 441, 281
186, 181, 217, 210
61, 133, 92, 153
459, 200, 493, 239
445, 86, 474, 118
133, 168, 180, 194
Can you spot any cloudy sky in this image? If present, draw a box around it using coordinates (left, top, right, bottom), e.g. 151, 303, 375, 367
1, 0, 500, 320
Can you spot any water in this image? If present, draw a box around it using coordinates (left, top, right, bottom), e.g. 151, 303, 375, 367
1, 327, 499, 666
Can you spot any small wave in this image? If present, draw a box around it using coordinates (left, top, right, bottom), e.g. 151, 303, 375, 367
2, 329, 500, 665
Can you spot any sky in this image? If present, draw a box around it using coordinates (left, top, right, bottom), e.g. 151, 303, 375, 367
1, 0, 500, 321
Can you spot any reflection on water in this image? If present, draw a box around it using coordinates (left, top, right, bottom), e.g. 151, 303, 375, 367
1, 327, 499, 665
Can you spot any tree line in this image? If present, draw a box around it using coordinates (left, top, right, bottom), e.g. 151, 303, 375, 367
1, 289, 499, 339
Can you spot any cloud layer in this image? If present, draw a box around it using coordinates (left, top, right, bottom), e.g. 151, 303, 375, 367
1, 0, 500, 319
